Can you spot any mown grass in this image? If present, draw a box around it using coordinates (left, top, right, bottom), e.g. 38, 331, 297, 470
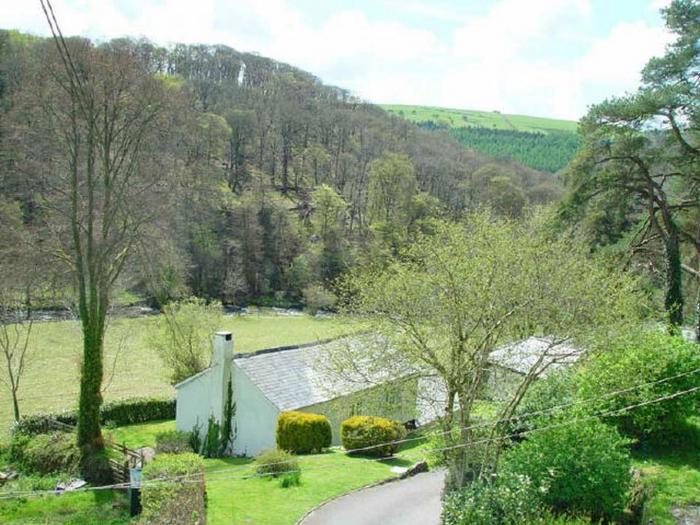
0, 311, 359, 440
24, 419, 425, 525
381, 104, 578, 134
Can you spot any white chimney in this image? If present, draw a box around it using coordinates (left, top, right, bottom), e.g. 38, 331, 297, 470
211, 331, 233, 424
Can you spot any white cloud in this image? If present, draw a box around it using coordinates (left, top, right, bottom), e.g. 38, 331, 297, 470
0, 0, 674, 120
453, 0, 591, 60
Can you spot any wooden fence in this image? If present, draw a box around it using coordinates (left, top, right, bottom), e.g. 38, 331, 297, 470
108, 442, 145, 485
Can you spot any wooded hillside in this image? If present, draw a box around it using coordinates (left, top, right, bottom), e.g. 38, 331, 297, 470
0, 31, 561, 307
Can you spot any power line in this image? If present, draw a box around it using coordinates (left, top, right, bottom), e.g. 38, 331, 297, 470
4, 364, 699, 484
1, 382, 698, 500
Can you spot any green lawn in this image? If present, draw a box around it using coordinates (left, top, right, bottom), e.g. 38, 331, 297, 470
1, 311, 358, 440
381, 104, 578, 134
55, 419, 425, 525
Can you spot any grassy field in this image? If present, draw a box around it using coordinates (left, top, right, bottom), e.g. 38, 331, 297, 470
381, 104, 578, 134
0, 311, 358, 440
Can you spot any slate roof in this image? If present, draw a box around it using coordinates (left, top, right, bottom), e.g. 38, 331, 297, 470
488, 336, 582, 376
233, 338, 392, 411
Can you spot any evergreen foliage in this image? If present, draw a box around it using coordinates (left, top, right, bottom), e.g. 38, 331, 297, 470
276, 411, 332, 453
339, 415, 406, 457
419, 122, 580, 173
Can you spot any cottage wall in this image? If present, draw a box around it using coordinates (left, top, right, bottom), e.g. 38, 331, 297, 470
299, 377, 418, 445
175, 368, 214, 436
231, 364, 280, 456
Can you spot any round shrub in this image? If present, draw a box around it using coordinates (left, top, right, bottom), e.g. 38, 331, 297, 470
502, 418, 631, 522
20, 431, 80, 476
340, 415, 406, 457
255, 448, 299, 477
276, 411, 332, 454
576, 331, 700, 444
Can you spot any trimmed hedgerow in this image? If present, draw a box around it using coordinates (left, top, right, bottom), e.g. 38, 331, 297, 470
340, 415, 406, 457
141, 453, 206, 525
276, 411, 332, 454
100, 397, 175, 426
12, 397, 176, 436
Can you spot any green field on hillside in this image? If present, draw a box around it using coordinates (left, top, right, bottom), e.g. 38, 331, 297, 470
382, 104, 580, 172
0, 312, 358, 440
381, 104, 578, 134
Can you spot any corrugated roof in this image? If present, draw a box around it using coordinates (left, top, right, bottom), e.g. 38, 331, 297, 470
233, 338, 390, 411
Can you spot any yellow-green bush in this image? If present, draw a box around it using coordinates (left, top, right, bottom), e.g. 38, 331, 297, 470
340, 415, 406, 457
141, 453, 206, 525
276, 411, 332, 453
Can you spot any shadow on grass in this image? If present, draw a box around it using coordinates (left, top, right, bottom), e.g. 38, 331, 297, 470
632, 418, 700, 469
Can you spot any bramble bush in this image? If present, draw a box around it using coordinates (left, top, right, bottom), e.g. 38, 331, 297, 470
511, 369, 578, 432
276, 411, 332, 454
576, 331, 700, 444
255, 449, 301, 488
255, 448, 299, 476
141, 453, 206, 525
501, 418, 631, 522
442, 475, 548, 525
340, 415, 406, 457
9, 431, 79, 476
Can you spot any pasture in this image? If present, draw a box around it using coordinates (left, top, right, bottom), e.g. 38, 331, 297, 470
0, 311, 358, 440
381, 104, 578, 134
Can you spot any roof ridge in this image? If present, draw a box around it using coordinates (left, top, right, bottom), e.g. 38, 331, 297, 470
232, 336, 345, 360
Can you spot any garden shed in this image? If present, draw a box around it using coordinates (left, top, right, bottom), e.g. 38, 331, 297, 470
175, 332, 418, 456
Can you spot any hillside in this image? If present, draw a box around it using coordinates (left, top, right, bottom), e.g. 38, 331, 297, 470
382, 104, 580, 172
0, 32, 561, 308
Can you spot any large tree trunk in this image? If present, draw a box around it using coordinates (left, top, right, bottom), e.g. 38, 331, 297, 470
664, 222, 684, 328
77, 309, 105, 450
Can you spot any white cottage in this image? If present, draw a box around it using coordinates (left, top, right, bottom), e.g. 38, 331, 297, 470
175, 332, 418, 457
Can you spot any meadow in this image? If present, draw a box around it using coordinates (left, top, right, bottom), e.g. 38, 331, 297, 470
381, 104, 578, 134
0, 311, 358, 440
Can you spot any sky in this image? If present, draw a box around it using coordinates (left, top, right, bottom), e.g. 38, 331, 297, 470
0, 0, 676, 121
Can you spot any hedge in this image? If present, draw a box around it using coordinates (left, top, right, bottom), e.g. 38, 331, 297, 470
340, 415, 406, 457
276, 411, 332, 453
141, 453, 206, 525
12, 397, 176, 436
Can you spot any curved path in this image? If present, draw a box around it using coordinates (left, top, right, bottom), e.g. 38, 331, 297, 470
299, 469, 446, 525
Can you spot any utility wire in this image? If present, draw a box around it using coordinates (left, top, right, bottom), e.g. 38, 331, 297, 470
2, 382, 698, 499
